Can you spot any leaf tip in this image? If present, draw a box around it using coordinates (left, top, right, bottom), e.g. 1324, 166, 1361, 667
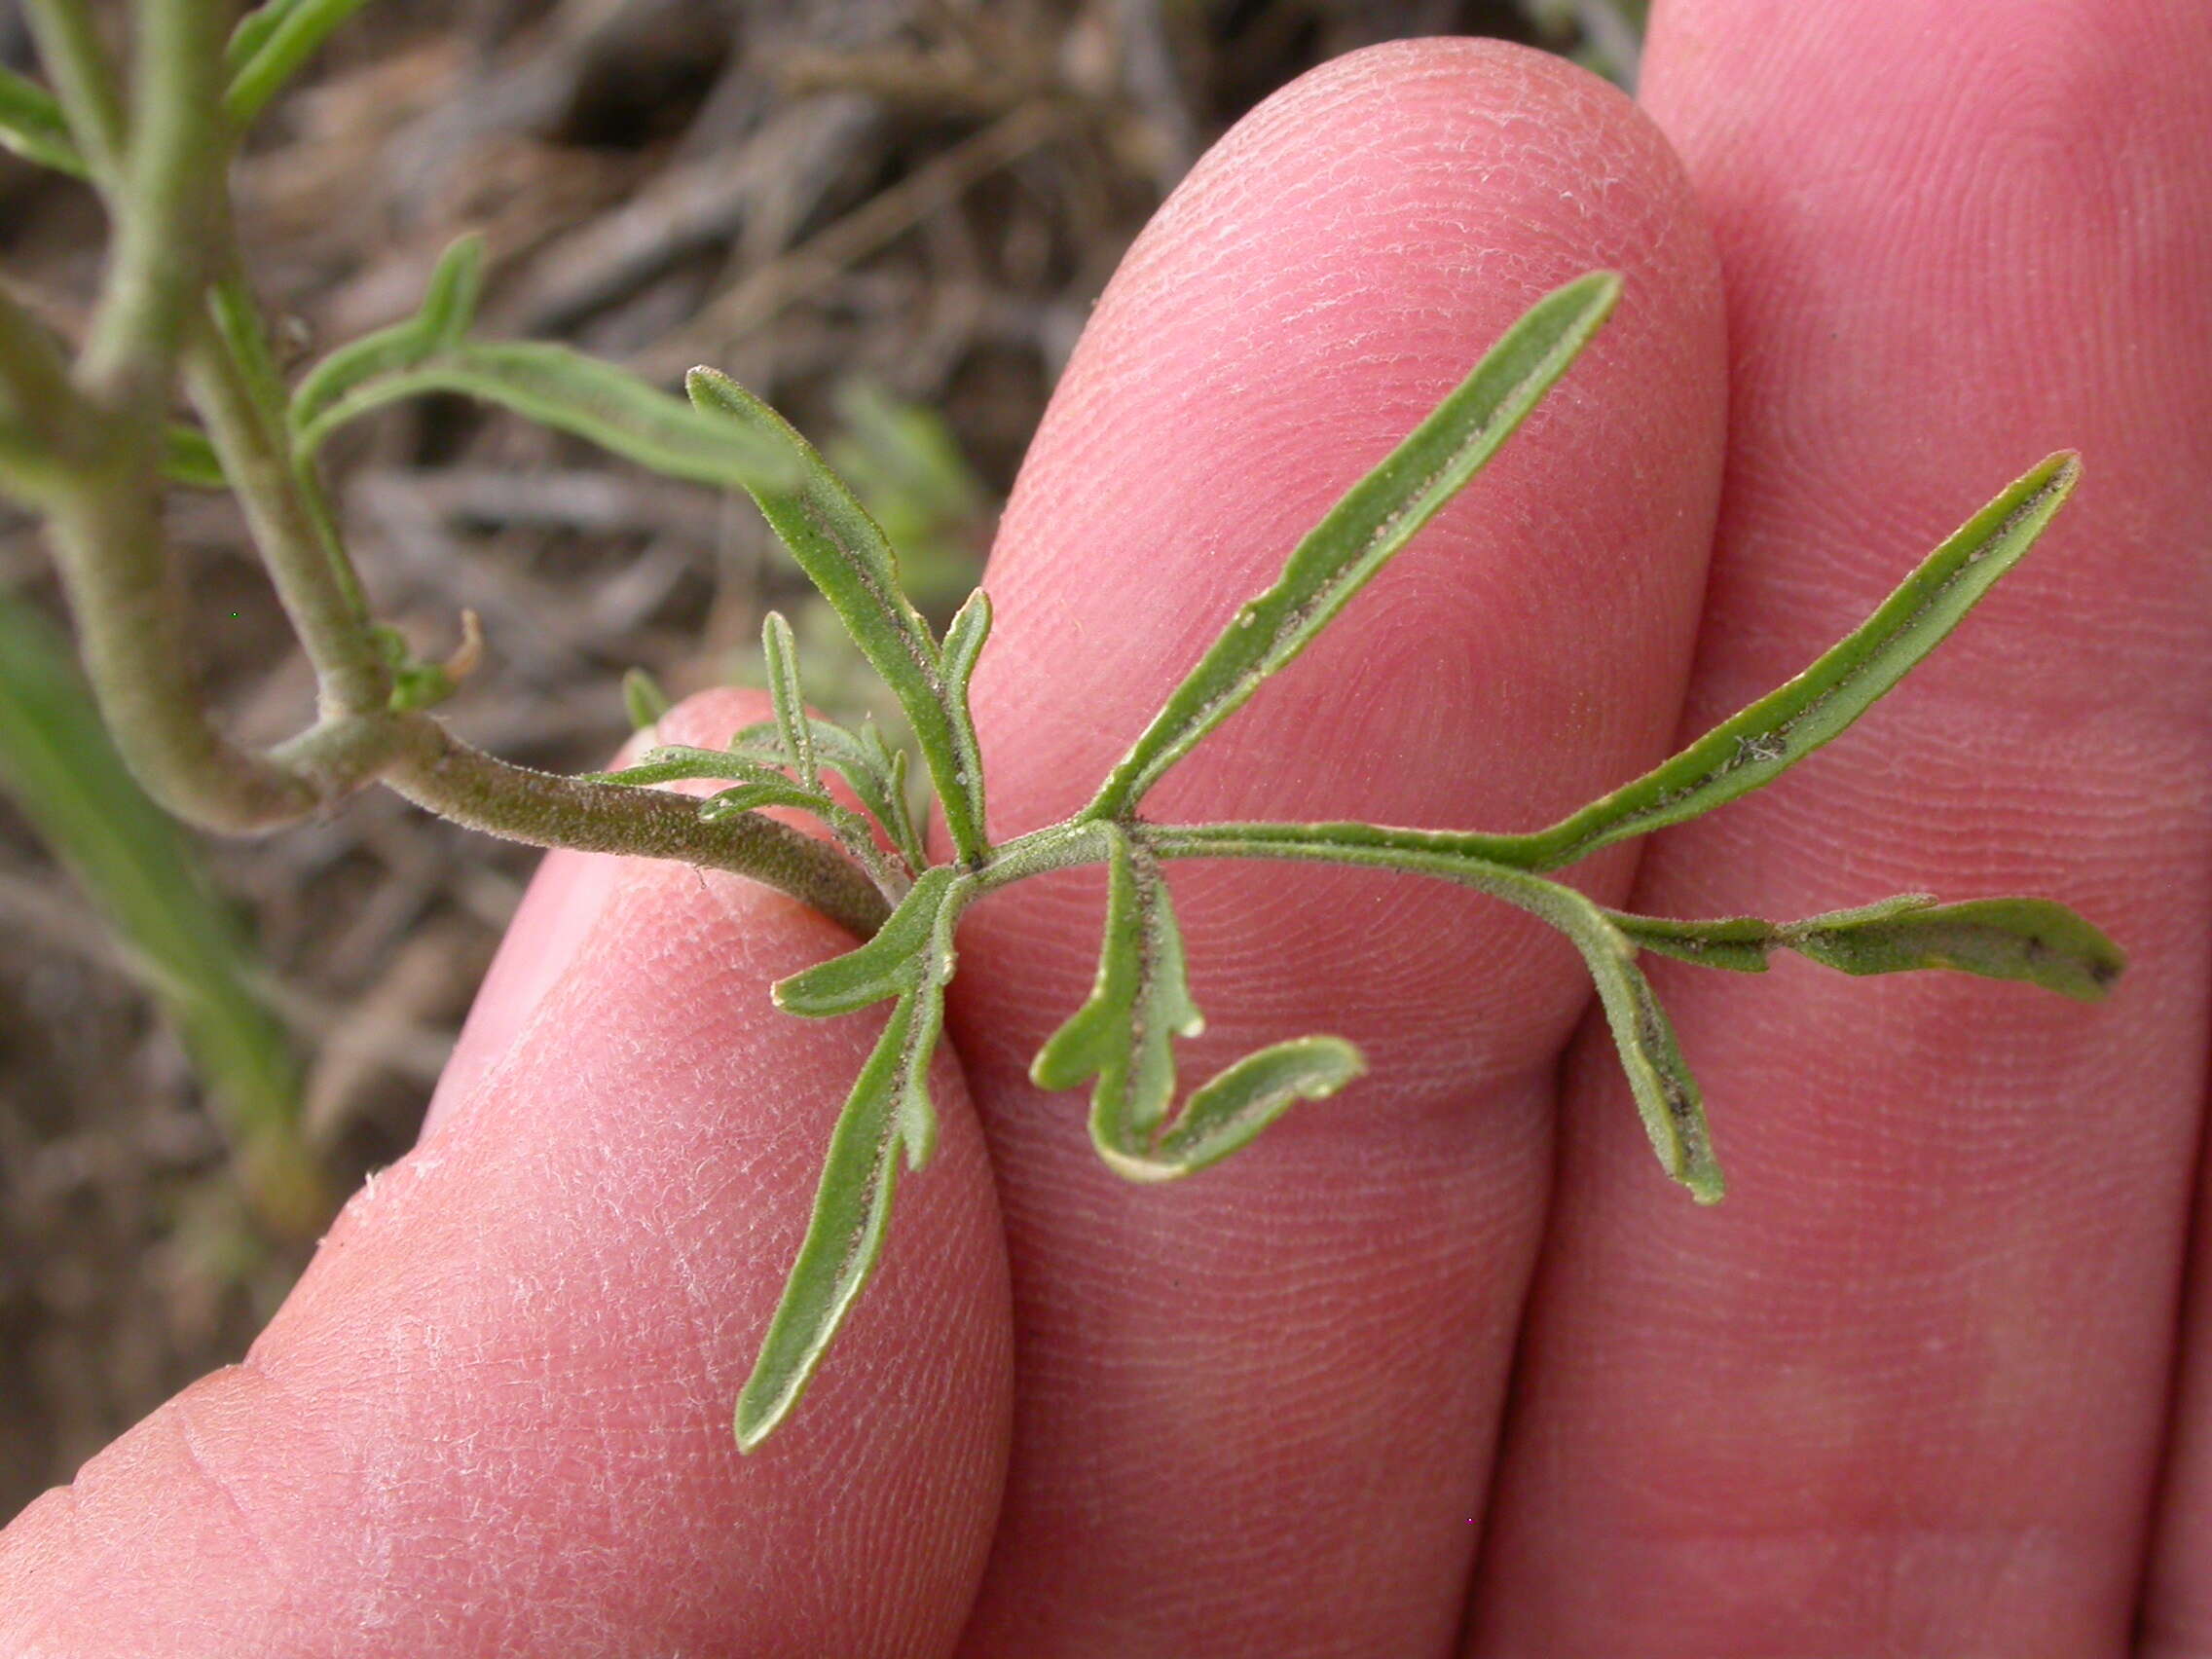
732, 1383, 786, 1455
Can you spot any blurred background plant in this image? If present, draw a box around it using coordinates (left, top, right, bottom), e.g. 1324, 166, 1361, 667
0, 0, 1639, 1522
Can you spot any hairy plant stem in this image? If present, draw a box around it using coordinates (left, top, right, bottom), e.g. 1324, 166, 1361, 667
42, 461, 330, 829
4, 0, 897, 940
79, 0, 231, 409
188, 272, 390, 717
387, 734, 893, 935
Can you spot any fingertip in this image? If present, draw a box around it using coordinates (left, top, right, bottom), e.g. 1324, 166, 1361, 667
4, 830, 1011, 1656
425, 687, 779, 1136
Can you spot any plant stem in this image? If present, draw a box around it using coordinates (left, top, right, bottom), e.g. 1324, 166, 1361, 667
980, 816, 1564, 914
386, 732, 893, 938
42, 466, 326, 830
14, 0, 899, 944
188, 274, 390, 717
18, 0, 125, 183
1142, 825, 1584, 922
79, 0, 232, 410
0, 283, 86, 442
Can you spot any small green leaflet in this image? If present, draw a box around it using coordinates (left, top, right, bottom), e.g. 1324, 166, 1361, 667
585, 745, 790, 791
0, 67, 87, 178
729, 716, 924, 875
1086, 271, 1621, 821
225, 0, 377, 127
736, 869, 971, 1452
1530, 884, 1722, 1204
290, 234, 487, 433
775, 866, 967, 1018
163, 424, 228, 490
1513, 451, 2082, 870
620, 667, 671, 732
759, 611, 816, 791
1031, 823, 1205, 1146
1613, 893, 2123, 1000
685, 369, 992, 864
294, 340, 792, 492
1128, 1037, 1363, 1182
1033, 824, 1362, 1180
592, 741, 909, 902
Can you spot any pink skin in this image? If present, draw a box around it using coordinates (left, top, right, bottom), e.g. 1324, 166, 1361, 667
3, 7, 2207, 1656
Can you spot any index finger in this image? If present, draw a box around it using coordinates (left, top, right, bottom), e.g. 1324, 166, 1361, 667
942, 40, 1727, 1654
0, 693, 1013, 1657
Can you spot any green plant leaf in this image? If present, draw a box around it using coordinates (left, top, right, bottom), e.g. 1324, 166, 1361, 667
734, 987, 922, 1452
1085, 270, 1620, 821
1109, 1037, 1364, 1182
696, 779, 844, 821
728, 716, 919, 875
737, 874, 971, 1450
1512, 876, 1721, 1203
0, 594, 326, 1236
225, 0, 376, 127
1137, 823, 1721, 1200
875, 728, 926, 872
760, 610, 816, 790
1028, 824, 1357, 1181
0, 67, 88, 178
592, 740, 907, 902
288, 234, 488, 432
774, 865, 967, 1017
293, 339, 793, 492
1611, 893, 1936, 974
685, 367, 989, 862
1788, 896, 2121, 997
1031, 823, 1202, 1150
1618, 893, 2121, 1001
940, 586, 991, 840
1514, 452, 2082, 869
163, 424, 228, 490
620, 666, 670, 731
585, 745, 790, 790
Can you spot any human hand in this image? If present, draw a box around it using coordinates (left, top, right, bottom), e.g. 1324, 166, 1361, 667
5, 4, 2208, 1653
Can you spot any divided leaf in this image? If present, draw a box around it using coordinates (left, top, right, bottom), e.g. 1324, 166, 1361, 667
289, 234, 487, 431
1086, 271, 1620, 821
774, 866, 968, 1018
1515, 451, 2082, 869
226, 0, 376, 126
1137, 826, 1723, 1201
686, 368, 991, 862
1618, 894, 2121, 1001
1031, 825, 1203, 1150
730, 715, 923, 874
620, 666, 670, 732
293, 339, 793, 491
0, 68, 87, 178
736, 871, 972, 1451
1033, 825, 1356, 1181
759, 611, 816, 790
